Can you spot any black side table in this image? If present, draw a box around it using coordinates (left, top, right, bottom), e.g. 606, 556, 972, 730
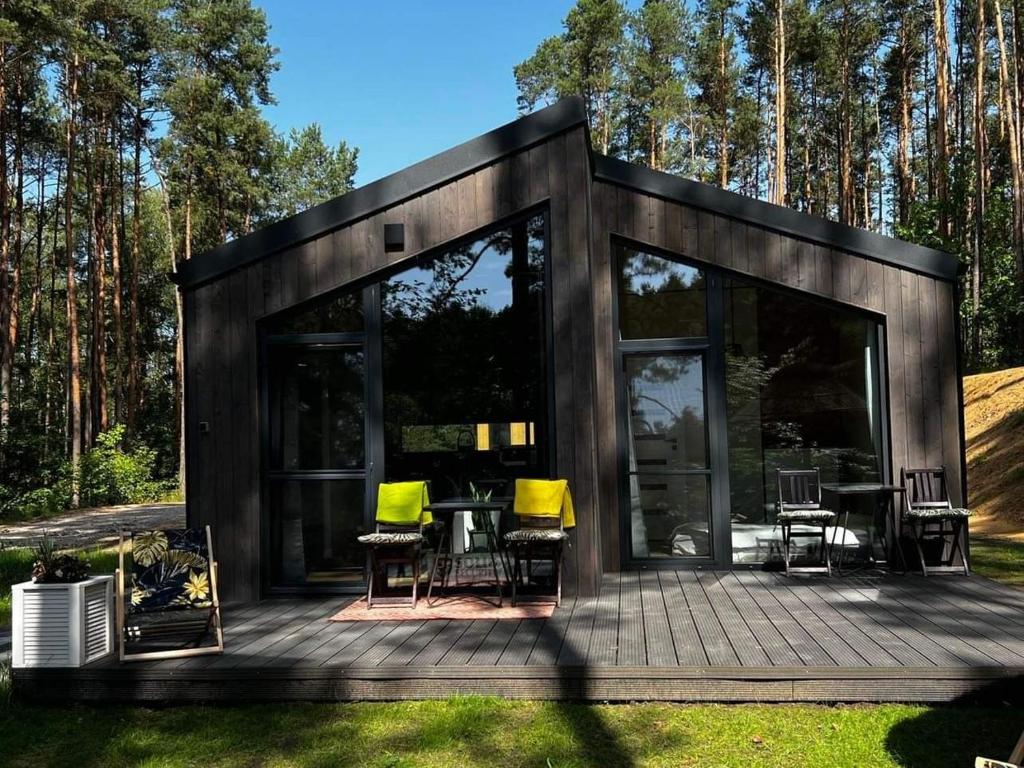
821, 483, 908, 574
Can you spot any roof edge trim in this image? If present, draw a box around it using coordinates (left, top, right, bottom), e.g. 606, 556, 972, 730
593, 154, 960, 282
175, 97, 589, 289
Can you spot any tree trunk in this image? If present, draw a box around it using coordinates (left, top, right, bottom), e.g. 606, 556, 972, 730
838, 6, 855, 225
110, 126, 124, 427
897, 19, 914, 228
937, 0, 950, 237
972, 0, 987, 363
66, 51, 83, 505
774, 0, 787, 206
128, 76, 142, 433
995, 0, 1024, 313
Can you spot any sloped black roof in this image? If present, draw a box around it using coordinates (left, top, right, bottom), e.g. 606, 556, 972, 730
175, 96, 958, 289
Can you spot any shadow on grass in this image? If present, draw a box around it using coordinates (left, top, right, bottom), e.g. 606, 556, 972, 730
884, 687, 1022, 768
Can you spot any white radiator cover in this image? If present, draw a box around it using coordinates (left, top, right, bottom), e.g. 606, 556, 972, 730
12, 575, 114, 668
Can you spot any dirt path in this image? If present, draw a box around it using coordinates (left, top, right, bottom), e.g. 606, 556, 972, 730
0, 503, 186, 550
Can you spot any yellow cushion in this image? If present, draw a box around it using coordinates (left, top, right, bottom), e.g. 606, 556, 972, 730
376, 481, 432, 525
513, 479, 575, 529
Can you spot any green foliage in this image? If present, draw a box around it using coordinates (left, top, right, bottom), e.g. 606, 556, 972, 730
77, 426, 164, 508
29, 538, 90, 584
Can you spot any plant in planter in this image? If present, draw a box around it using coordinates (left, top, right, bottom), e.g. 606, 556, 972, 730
30, 538, 91, 584
12, 539, 113, 668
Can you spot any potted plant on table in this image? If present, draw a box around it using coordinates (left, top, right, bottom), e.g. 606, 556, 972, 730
11, 539, 114, 668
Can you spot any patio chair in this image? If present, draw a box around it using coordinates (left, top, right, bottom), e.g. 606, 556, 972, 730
503, 478, 575, 606
900, 467, 971, 576
776, 468, 835, 576
357, 480, 432, 608
116, 526, 224, 662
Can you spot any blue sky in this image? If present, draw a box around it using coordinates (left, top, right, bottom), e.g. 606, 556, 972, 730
257, 1, 576, 187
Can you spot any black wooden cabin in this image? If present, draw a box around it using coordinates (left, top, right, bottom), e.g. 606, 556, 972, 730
173, 98, 964, 603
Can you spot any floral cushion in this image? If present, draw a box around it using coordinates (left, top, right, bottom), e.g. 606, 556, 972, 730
504, 529, 569, 543
130, 529, 213, 613
357, 532, 425, 545
904, 507, 972, 520
777, 509, 835, 523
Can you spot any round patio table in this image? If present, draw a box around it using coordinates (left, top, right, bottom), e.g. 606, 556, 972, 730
424, 498, 510, 606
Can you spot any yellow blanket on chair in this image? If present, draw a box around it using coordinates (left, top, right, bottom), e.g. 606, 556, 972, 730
513, 479, 575, 529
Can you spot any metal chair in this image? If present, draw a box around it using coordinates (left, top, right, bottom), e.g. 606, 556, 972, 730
900, 467, 971, 576
776, 468, 835, 576
503, 479, 574, 606
357, 481, 432, 608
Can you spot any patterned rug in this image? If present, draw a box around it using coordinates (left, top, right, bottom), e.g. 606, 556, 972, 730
329, 596, 556, 621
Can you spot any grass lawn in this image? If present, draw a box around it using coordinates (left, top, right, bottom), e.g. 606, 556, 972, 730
0, 545, 119, 629
0, 697, 1020, 768
969, 536, 1024, 587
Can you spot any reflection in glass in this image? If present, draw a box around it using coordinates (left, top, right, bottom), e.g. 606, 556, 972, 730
724, 277, 884, 563
271, 290, 364, 334
382, 215, 548, 498
628, 474, 711, 558
268, 346, 365, 470
625, 355, 707, 471
617, 247, 706, 339
270, 480, 365, 586
624, 352, 712, 559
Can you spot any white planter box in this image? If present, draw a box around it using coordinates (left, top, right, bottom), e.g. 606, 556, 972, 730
11, 575, 114, 668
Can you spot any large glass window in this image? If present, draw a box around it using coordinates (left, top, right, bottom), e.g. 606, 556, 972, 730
265, 293, 368, 589
382, 215, 548, 498
724, 277, 884, 563
617, 249, 706, 339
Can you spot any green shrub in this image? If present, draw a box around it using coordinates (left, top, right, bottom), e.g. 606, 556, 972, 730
78, 425, 163, 507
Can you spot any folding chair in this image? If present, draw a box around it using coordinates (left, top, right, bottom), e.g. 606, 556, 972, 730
776, 468, 835, 576
503, 479, 574, 606
116, 526, 224, 662
901, 467, 971, 576
357, 480, 432, 608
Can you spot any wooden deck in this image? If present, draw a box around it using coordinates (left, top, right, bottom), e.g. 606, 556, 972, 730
14, 571, 1024, 703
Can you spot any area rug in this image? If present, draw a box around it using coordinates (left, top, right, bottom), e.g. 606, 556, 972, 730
329, 596, 556, 622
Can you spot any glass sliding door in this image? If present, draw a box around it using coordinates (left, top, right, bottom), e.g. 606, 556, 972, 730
624, 352, 713, 559
264, 291, 369, 590
615, 244, 725, 563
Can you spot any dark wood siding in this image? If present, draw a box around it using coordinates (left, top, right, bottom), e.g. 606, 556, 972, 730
590, 181, 964, 571
184, 140, 963, 599
184, 127, 601, 601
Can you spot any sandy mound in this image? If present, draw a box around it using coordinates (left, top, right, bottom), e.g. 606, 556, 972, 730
964, 366, 1024, 540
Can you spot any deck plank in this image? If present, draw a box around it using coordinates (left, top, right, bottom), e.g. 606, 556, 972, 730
498, 619, 546, 665
439, 620, 496, 665
469, 619, 521, 665
379, 620, 451, 666
657, 570, 707, 666
412, 620, 472, 666
843, 580, 1008, 666
720, 572, 803, 666
847, 577, 1024, 665
528, 599, 577, 665
588, 573, 621, 665
696, 571, 769, 666
557, 597, 598, 665
739, 573, 861, 667
677, 571, 738, 665
639, 571, 677, 666
617, 571, 647, 666
762, 573, 904, 667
